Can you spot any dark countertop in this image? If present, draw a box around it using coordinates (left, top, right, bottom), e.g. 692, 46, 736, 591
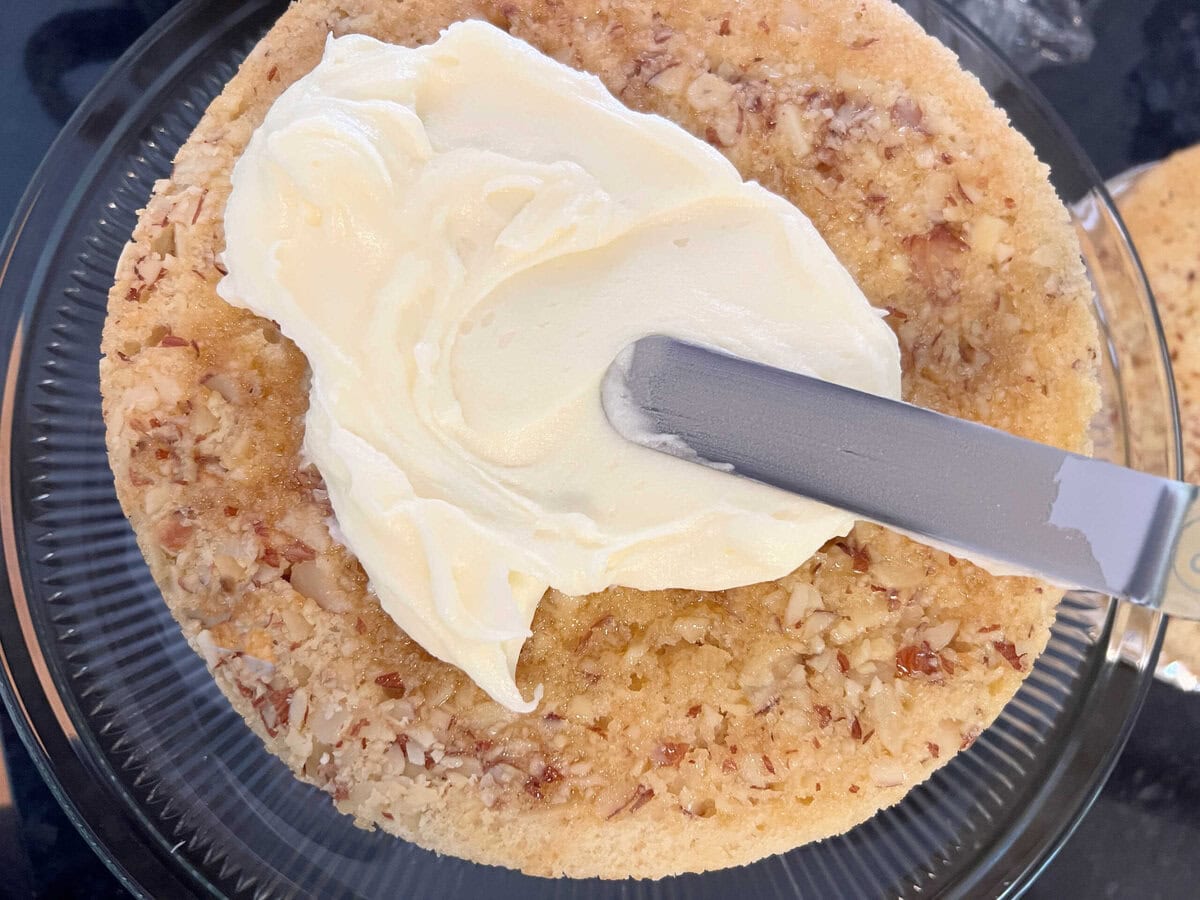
0, 1, 1197, 897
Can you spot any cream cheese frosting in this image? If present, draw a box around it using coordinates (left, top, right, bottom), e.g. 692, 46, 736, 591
218, 21, 902, 711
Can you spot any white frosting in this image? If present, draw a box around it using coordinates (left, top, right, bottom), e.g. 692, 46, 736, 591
219, 22, 902, 711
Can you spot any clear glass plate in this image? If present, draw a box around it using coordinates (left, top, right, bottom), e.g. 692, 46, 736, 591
0, 0, 1178, 897
1099, 159, 1200, 695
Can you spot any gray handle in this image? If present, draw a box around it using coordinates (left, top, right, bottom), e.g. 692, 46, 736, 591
1163, 499, 1200, 620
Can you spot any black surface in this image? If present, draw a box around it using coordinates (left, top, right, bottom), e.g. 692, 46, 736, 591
0, 1, 1197, 898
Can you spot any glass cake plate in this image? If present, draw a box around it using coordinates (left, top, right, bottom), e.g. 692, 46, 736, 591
1098, 159, 1200, 695
0, 0, 1179, 896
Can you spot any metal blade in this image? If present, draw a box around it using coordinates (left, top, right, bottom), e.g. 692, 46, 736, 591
602, 335, 1200, 617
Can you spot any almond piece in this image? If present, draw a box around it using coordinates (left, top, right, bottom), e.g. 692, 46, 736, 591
686, 72, 736, 111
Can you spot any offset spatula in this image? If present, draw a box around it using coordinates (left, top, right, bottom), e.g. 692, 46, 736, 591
602, 335, 1200, 620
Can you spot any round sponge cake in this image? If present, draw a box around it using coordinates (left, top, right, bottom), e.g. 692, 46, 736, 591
100, 0, 1100, 879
